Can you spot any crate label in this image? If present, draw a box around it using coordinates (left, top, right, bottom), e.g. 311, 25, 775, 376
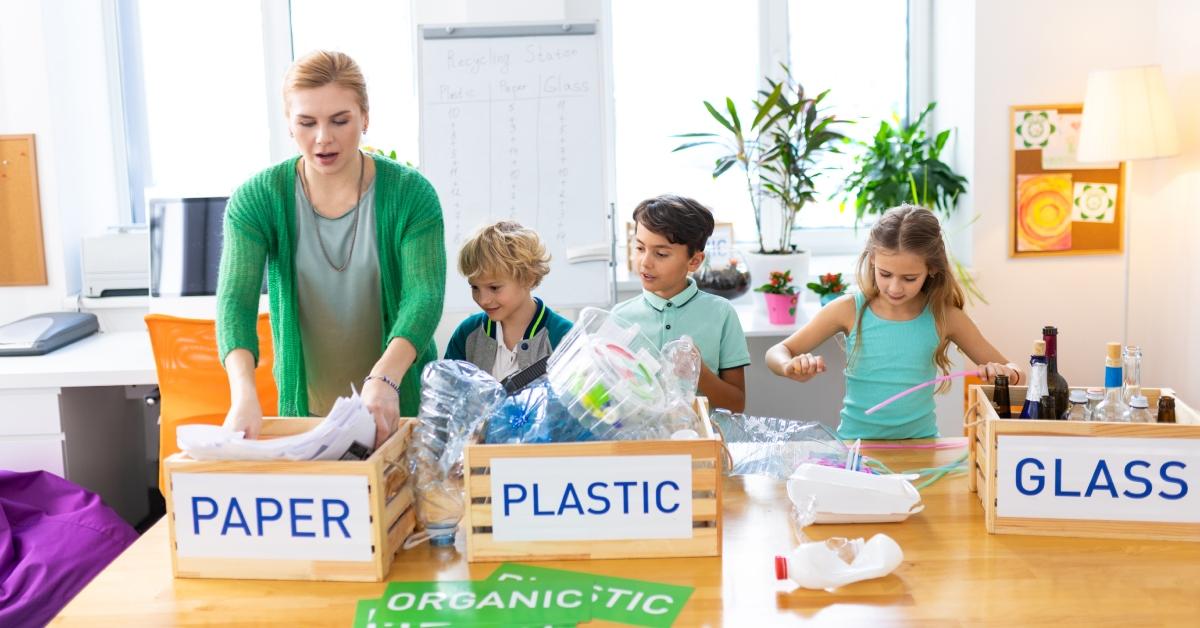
172, 472, 373, 561
996, 435, 1198, 522
489, 455, 693, 541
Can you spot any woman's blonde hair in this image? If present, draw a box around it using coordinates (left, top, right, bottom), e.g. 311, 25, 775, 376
283, 50, 369, 115
458, 221, 551, 288
851, 205, 964, 392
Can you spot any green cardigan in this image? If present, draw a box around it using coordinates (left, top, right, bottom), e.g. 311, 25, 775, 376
216, 155, 445, 417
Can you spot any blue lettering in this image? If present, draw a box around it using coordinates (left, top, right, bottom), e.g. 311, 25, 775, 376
220, 497, 251, 536
1122, 460, 1153, 499
255, 497, 282, 535
614, 481, 636, 514
502, 483, 527, 517
557, 483, 584, 515
323, 499, 351, 538
642, 481, 650, 514
1015, 458, 1045, 496
1054, 459, 1080, 497
1084, 460, 1118, 498
290, 498, 315, 537
655, 481, 680, 513
1159, 461, 1189, 500
192, 496, 218, 534
532, 484, 554, 516
586, 482, 610, 514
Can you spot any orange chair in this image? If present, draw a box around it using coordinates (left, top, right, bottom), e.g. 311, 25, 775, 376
145, 313, 278, 489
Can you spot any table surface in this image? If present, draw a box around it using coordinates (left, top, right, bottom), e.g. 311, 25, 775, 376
53, 440, 1200, 626
0, 330, 155, 389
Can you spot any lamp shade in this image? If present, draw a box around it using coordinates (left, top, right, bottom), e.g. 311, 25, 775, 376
1077, 65, 1179, 162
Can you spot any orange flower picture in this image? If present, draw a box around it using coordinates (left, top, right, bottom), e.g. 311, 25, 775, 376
1016, 173, 1073, 252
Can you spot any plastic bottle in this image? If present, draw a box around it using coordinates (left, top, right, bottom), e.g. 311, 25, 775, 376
1124, 395, 1153, 423
1085, 388, 1104, 421
774, 534, 904, 590
1065, 390, 1088, 421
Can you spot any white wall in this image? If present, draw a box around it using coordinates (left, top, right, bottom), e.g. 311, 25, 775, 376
0, 0, 123, 324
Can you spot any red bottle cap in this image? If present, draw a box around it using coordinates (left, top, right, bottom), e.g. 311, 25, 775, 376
774, 555, 788, 580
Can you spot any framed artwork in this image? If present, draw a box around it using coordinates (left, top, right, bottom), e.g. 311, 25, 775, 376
1009, 104, 1125, 257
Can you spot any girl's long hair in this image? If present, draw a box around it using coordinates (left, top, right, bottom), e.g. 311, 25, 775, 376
851, 205, 964, 392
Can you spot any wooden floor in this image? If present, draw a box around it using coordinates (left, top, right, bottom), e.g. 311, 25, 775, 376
54, 441, 1200, 626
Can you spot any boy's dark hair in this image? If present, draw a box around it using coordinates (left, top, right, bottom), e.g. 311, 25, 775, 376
631, 194, 715, 256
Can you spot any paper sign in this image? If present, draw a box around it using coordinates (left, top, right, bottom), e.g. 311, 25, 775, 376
171, 472, 372, 561
488, 455, 693, 542
996, 435, 1198, 522
488, 563, 694, 628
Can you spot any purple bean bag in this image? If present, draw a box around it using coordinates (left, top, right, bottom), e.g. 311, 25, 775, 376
0, 471, 138, 628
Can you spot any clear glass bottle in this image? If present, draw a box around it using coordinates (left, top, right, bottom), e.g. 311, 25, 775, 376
1122, 345, 1142, 404
1020, 340, 1047, 419
1065, 390, 1088, 421
1085, 388, 1104, 421
1092, 342, 1130, 422
1124, 395, 1153, 423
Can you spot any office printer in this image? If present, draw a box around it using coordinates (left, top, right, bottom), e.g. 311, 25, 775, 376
82, 228, 149, 297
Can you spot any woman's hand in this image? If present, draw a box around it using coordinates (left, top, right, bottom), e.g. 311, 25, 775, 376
223, 395, 264, 439
782, 353, 826, 382
979, 362, 1022, 386
362, 377, 401, 449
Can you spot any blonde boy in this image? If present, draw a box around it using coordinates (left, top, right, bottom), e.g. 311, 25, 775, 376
445, 221, 573, 380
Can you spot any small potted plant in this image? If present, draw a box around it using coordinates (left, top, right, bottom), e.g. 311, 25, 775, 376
754, 270, 799, 325
807, 272, 847, 306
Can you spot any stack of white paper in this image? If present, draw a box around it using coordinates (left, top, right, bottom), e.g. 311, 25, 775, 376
176, 392, 377, 461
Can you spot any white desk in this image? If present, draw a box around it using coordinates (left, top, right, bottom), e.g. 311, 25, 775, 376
0, 331, 157, 524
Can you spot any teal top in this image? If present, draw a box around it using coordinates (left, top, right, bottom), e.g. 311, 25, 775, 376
840, 291, 940, 439
611, 278, 751, 374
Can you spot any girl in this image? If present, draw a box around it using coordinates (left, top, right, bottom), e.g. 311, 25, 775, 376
765, 205, 1020, 439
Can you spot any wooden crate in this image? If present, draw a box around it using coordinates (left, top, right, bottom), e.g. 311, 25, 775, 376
164, 418, 415, 581
463, 400, 722, 562
966, 385, 1200, 541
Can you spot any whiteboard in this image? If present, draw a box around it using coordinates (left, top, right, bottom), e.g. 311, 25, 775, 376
418, 22, 613, 312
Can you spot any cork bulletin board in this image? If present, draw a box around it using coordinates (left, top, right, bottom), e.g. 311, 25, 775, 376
1009, 104, 1125, 258
0, 134, 48, 285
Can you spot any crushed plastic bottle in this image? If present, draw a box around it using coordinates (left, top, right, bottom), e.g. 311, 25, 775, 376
712, 408, 850, 479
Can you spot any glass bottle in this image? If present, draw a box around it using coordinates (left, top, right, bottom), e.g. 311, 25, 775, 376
1043, 326, 1070, 419
1020, 340, 1047, 419
1040, 394, 1057, 421
1092, 342, 1130, 422
1122, 345, 1142, 404
992, 374, 1012, 418
1125, 395, 1153, 423
1085, 388, 1104, 421
1065, 390, 1088, 421
1157, 396, 1176, 424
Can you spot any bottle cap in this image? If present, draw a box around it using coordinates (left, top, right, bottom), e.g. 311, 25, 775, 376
774, 555, 788, 580
1130, 395, 1149, 409
1033, 340, 1046, 356
1042, 326, 1058, 336
1069, 390, 1087, 403
1086, 389, 1104, 400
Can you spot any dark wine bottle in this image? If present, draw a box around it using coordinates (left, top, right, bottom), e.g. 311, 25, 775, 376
992, 374, 1012, 418
1043, 326, 1070, 420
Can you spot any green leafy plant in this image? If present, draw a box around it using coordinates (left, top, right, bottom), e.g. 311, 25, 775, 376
754, 270, 798, 296
673, 66, 848, 254
805, 272, 846, 297
839, 102, 967, 223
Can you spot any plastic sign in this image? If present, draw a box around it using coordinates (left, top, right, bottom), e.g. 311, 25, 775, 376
996, 435, 1197, 522
489, 454, 693, 542
171, 472, 373, 561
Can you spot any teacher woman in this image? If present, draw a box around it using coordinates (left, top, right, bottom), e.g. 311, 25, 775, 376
217, 50, 445, 447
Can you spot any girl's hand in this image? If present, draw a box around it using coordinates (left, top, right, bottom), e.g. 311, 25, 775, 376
979, 362, 1022, 386
223, 395, 264, 439
782, 353, 826, 382
362, 377, 401, 449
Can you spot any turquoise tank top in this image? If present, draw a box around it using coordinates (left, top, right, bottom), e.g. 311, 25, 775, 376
839, 291, 940, 439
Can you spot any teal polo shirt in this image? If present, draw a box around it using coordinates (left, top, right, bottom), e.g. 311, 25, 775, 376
612, 278, 751, 374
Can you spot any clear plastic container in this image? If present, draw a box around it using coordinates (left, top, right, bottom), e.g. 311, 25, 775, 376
1124, 394, 1153, 423
1065, 389, 1088, 421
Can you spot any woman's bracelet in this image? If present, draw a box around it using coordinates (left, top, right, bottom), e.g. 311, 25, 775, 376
364, 374, 401, 397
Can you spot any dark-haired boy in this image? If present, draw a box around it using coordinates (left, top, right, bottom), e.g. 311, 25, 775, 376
612, 195, 750, 412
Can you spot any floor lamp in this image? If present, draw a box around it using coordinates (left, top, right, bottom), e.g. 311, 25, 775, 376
1077, 65, 1180, 345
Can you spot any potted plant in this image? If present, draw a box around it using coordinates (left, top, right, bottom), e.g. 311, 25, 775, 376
754, 270, 800, 325
806, 272, 847, 306
837, 102, 983, 303
673, 67, 849, 307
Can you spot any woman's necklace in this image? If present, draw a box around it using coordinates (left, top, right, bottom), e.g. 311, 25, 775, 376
299, 150, 365, 273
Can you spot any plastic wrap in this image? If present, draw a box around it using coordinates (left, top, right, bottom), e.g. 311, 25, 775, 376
712, 409, 850, 479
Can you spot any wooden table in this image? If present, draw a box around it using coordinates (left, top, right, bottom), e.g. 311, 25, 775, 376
54, 440, 1200, 626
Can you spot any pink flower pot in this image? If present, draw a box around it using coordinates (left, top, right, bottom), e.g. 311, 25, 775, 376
764, 293, 799, 325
